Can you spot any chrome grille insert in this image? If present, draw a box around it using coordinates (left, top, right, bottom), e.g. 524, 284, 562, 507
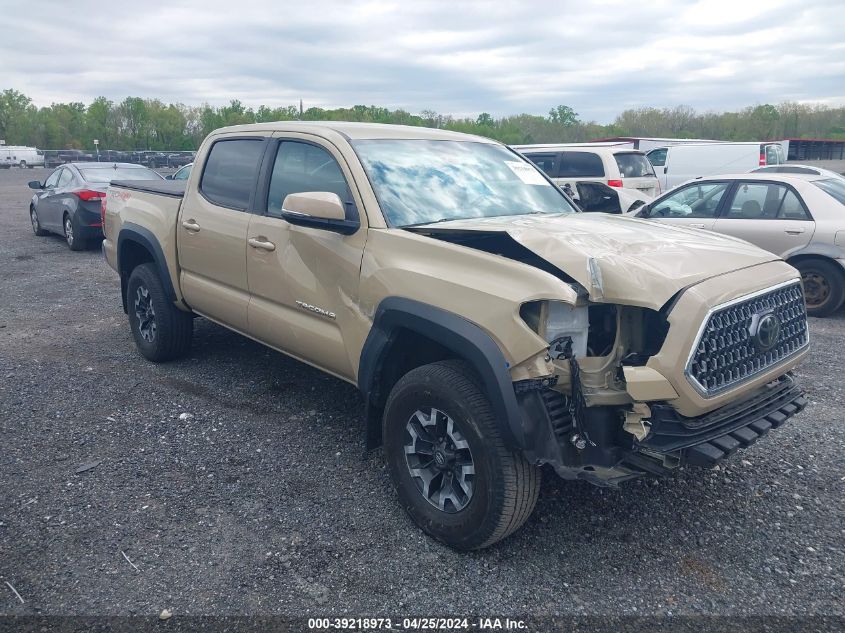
686, 281, 808, 397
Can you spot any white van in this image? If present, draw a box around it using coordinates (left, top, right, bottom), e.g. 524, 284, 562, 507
646, 142, 785, 191
0, 146, 45, 169
513, 143, 661, 198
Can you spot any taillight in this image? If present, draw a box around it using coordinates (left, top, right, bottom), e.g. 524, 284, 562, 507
759, 149, 766, 166
607, 179, 624, 188
74, 189, 106, 201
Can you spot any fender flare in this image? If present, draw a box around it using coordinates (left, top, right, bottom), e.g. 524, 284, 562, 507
117, 223, 177, 306
358, 297, 526, 449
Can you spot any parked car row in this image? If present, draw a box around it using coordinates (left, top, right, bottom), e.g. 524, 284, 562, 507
42, 149, 195, 168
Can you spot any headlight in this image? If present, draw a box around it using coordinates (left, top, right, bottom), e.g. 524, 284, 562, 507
521, 301, 589, 358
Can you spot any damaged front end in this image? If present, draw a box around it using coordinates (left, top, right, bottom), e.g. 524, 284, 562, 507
405, 217, 809, 487
512, 288, 808, 486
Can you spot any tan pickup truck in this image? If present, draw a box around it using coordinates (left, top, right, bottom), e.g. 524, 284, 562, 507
103, 122, 809, 550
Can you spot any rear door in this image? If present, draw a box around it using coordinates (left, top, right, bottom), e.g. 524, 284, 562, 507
645, 180, 731, 230
177, 135, 267, 331
712, 180, 815, 258
245, 135, 367, 381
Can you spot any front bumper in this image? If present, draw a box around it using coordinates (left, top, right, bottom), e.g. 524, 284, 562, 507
517, 373, 806, 485
634, 373, 806, 469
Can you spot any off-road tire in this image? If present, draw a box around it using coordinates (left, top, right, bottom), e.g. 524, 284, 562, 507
795, 258, 845, 318
63, 213, 86, 251
30, 206, 48, 236
383, 360, 540, 550
127, 263, 193, 362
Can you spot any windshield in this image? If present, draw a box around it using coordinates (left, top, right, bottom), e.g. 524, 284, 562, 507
352, 139, 577, 226
615, 152, 655, 177
814, 178, 845, 206
78, 165, 162, 183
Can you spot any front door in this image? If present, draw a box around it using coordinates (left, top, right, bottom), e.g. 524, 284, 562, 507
712, 180, 815, 258
245, 136, 367, 381
177, 135, 267, 332
37, 168, 63, 230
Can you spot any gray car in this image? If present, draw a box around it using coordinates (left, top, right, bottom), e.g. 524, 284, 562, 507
28, 162, 162, 250
632, 172, 845, 317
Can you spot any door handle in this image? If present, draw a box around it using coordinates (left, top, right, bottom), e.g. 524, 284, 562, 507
689, 223, 706, 228
181, 219, 201, 232
248, 237, 276, 252
784, 227, 805, 235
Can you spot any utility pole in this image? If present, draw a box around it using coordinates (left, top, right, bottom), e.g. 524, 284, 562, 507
94, 139, 99, 162
299, 99, 303, 120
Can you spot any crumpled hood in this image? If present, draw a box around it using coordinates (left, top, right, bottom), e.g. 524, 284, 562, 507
414, 213, 781, 310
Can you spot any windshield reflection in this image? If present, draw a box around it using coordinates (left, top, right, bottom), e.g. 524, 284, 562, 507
353, 139, 577, 226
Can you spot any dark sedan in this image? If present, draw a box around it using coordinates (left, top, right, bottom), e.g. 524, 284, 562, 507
28, 162, 162, 250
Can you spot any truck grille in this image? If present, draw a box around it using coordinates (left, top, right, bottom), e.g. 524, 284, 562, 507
686, 282, 808, 397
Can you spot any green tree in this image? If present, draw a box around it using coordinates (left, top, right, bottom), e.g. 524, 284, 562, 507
548, 105, 579, 126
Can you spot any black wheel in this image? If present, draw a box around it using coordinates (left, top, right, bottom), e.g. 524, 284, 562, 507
795, 258, 845, 318
383, 360, 540, 550
63, 213, 86, 251
127, 263, 193, 361
30, 206, 48, 236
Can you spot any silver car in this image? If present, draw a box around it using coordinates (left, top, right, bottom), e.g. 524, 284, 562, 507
632, 172, 845, 317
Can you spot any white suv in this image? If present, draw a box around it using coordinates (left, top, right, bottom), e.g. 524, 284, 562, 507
513, 143, 660, 198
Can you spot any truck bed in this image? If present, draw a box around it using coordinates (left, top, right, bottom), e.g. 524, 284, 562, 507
110, 179, 186, 198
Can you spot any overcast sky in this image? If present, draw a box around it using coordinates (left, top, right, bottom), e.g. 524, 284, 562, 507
2, 0, 843, 122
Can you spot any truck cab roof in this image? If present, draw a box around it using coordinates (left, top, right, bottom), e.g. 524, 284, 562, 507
209, 121, 498, 143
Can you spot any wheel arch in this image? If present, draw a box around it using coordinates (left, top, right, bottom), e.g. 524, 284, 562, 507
117, 224, 176, 313
358, 297, 525, 451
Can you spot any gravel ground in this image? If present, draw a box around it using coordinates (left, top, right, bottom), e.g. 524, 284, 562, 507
0, 167, 842, 618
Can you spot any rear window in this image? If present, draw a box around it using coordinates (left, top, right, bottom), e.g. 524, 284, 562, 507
558, 151, 605, 178
200, 138, 265, 210
814, 178, 845, 206
78, 166, 162, 183
614, 152, 655, 178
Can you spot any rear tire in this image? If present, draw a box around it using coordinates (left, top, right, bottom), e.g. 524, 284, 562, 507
63, 213, 86, 251
795, 258, 845, 318
383, 360, 540, 550
127, 263, 193, 362
30, 206, 48, 236
19, 160, 26, 168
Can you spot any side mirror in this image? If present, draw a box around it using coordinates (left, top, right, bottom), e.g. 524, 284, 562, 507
637, 204, 650, 218
164, 174, 173, 180
28, 180, 44, 190
280, 191, 359, 235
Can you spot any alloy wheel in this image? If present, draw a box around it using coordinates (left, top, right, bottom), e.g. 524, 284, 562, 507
134, 285, 157, 343
404, 407, 475, 513
64, 217, 74, 246
30, 208, 39, 233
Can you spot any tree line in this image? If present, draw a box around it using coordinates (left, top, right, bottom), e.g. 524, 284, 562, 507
0, 88, 843, 151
